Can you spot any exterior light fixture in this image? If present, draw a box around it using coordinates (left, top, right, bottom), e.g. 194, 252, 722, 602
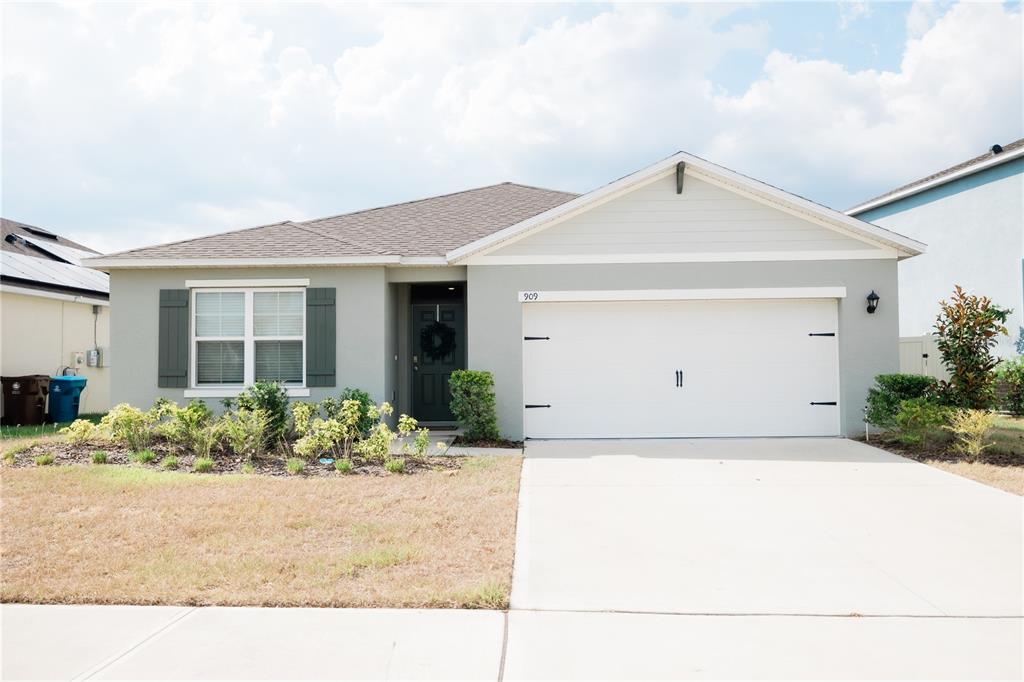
866, 290, 880, 314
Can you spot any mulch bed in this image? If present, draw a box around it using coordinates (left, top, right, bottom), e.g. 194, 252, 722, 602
451, 436, 523, 449
861, 433, 1024, 468
2, 440, 463, 477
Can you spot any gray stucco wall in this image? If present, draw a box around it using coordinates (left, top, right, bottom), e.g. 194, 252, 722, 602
109, 266, 388, 411
467, 260, 899, 440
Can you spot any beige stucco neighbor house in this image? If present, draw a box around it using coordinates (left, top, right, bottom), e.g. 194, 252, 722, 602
1, 219, 111, 416
85, 152, 925, 440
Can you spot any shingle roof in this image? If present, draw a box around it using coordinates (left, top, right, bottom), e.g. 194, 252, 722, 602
94, 183, 578, 262
849, 138, 1024, 213
2, 218, 99, 258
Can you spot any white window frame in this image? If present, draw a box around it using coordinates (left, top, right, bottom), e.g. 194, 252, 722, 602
186, 286, 310, 398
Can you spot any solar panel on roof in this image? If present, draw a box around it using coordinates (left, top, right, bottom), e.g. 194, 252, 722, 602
0, 251, 109, 294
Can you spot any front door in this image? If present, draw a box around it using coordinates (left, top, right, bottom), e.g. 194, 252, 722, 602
412, 303, 465, 422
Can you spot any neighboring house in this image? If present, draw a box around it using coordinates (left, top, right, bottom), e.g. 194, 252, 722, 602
1, 218, 111, 415
84, 152, 924, 440
848, 139, 1024, 363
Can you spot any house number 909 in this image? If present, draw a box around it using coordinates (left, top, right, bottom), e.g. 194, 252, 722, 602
521, 292, 539, 301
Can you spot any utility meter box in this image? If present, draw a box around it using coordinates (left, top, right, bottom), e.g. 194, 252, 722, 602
86, 349, 100, 367
70, 351, 85, 367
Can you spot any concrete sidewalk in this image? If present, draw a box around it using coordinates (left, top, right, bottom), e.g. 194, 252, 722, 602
3, 604, 1021, 680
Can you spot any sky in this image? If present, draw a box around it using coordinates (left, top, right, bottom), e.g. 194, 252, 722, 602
2, 1, 1022, 255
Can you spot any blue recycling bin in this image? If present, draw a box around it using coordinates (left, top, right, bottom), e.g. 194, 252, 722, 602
48, 376, 88, 423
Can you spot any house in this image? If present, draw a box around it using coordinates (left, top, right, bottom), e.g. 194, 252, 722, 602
1, 218, 111, 416
84, 152, 924, 440
848, 139, 1023, 364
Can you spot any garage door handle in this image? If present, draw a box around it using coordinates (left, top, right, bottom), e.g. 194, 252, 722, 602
808, 332, 836, 337
524, 336, 550, 341
810, 401, 837, 406
525, 404, 551, 409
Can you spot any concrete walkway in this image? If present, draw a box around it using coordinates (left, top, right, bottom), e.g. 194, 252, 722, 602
3, 439, 1021, 679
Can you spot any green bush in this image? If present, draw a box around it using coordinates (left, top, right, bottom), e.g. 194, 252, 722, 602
384, 457, 405, 474
338, 388, 375, 435
155, 399, 215, 453
133, 449, 157, 464
449, 370, 499, 441
865, 374, 937, 428
91, 451, 108, 464
934, 286, 1011, 409
894, 398, 952, 446
193, 457, 215, 473
334, 458, 354, 474
220, 409, 269, 461
3, 451, 16, 466
996, 357, 1024, 416
100, 404, 157, 452
285, 457, 306, 475
33, 453, 54, 466
945, 409, 994, 460
234, 381, 290, 448
160, 455, 180, 470
241, 461, 255, 474
60, 418, 100, 444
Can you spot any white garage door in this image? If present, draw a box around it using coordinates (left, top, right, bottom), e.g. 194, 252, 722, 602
522, 298, 840, 438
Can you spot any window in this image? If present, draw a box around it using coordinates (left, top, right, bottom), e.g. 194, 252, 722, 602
191, 288, 305, 389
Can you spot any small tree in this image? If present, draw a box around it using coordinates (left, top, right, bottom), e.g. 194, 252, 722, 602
934, 286, 1011, 409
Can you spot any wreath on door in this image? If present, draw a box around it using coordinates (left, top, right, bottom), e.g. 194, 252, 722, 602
420, 321, 457, 361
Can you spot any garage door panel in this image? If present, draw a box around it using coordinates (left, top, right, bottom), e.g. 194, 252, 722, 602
523, 298, 840, 438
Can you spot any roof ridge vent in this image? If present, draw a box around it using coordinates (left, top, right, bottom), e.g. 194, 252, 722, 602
991, 144, 1004, 154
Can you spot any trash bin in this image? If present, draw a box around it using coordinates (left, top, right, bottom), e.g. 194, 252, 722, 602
48, 376, 88, 423
1, 375, 51, 426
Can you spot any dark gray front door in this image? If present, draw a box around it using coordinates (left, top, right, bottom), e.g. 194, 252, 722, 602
412, 303, 465, 422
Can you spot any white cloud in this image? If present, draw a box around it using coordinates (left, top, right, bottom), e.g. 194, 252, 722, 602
1, 2, 1020, 253
839, 2, 873, 30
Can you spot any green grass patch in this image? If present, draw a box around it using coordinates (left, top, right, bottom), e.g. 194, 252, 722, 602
193, 457, 215, 473
0, 413, 104, 440
160, 455, 180, 470
453, 580, 508, 609
33, 453, 54, 466
342, 544, 417, 574
241, 462, 255, 474
133, 449, 157, 464
460, 457, 497, 471
334, 459, 353, 474
384, 458, 405, 474
91, 451, 108, 464
285, 458, 306, 475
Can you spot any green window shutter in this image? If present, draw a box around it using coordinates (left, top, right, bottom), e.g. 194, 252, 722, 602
306, 288, 336, 387
158, 289, 189, 388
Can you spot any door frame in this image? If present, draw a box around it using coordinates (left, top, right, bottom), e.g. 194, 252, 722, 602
409, 287, 466, 424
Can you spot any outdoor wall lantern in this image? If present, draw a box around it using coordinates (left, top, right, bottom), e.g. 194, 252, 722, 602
866, 290, 880, 314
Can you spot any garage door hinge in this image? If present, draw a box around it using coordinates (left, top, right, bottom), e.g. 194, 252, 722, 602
523, 336, 550, 341
808, 332, 836, 337
525, 404, 551, 409
810, 401, 838, 406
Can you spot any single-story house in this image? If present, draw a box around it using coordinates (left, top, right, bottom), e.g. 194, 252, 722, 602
848, 139, 1023, 364
1, 218, 112, 416
85, 152, 925, 440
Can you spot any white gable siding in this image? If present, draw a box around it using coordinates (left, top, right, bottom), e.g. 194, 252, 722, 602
488, 174, 880, 258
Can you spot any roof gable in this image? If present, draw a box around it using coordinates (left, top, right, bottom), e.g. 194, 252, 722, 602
449, 152, 926, 263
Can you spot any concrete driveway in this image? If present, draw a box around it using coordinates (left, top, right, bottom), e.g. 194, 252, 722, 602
505, 438, 1022, 678
512, 438, 1021, 615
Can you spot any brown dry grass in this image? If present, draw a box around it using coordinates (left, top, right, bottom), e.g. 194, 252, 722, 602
0, 457, 521, 608
924, 459, 1024, 496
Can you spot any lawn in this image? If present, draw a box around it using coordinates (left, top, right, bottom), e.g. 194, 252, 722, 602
0, 413, 104, 440
870, 414, 1023, 495
0, 457, 522, 608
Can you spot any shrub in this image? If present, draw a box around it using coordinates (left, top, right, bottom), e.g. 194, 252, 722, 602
133, 449, 157, 464
354, 418, 396, 464
864, 374, 937, 428
293, 400, 364, 461
60, 418, 99, 444
334, 458, 354, 474
235, 381, 290, 448
160, 455, 180, 470
894, 398, 952, 446
3, 451, 15, 466
995, 357, 1024, 416
34, 453, 54, 466
338, 388, 375, 435
91, 451, 108, 464
100, 404, 157, 451
193, 457, 215, 473
285, 457, 306, 475
384, 457, 405, 474
156, 399, 214, 453
291, 402, 318, 437
934, 286, 1011, 409
220, 409, 269, 460
241, 461, 255, 474
945, 409, 994, 460
449, 370, 499, 441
